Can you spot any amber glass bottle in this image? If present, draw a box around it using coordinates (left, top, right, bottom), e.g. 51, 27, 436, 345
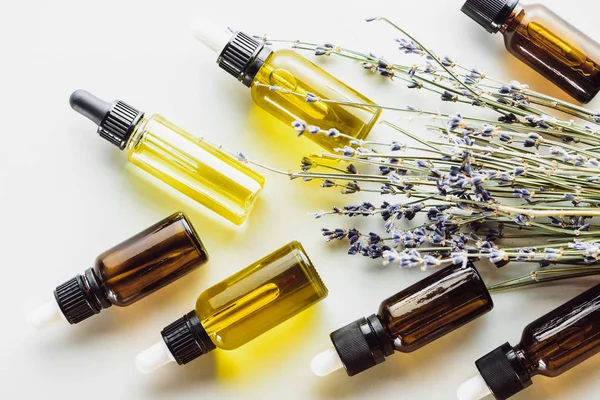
462, 0, 600, 103
192, 22, 381, 151
28, 212, 209, 328
311, 262, 493, 377
457, 283, 600, 400
135, 241, 328, 374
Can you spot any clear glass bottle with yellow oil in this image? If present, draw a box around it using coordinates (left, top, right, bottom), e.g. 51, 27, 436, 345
192, 21, 382, 151
135, 241, 328, 373
70, 90, 265, 225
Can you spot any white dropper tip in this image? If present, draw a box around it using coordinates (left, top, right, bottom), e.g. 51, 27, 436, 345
27, 301, 66, 329
190, 19, 232, 54
457, 374, 492, 400
311, 347, 344, 377
135, 340, 176, 374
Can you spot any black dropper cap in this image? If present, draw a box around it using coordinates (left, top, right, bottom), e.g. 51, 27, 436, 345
475, 342, 532, 399
69, 90, 144, 150
54, 268, 112, 324
161, 311, 216, 365
217, 32, 273, 87
329, 314, 395, 376
461, 0, 520, 33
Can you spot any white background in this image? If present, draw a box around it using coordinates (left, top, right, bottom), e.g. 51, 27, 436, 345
1, 0, 599, 399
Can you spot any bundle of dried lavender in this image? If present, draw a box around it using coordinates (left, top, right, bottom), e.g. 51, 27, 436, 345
237, 17, 600, 291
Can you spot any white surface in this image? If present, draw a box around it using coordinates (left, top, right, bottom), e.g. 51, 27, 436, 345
1, 1, 600, 399
191, 19, 231, 54
311, 347, 344, 377
136, 340, 176, 374
27, 300, 67, 329
457, 374, 492, 400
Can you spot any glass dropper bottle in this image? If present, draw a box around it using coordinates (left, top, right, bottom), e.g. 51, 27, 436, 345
311, 262, 493, 377
461, 0, 600, 103
70, 90, 265, 225
28, 212, 209, 328
135, 241, 328, 373
457, 282, 600, 400
191, 20, 382, 152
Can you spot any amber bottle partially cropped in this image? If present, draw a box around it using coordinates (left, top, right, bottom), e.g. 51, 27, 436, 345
311, 262, 493, 377
462, 0, 600, 103
457, 282, 600, 400
28, 212, 209, 328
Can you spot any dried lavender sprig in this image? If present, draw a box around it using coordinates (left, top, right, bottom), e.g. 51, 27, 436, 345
487, 265, 600, 292
260, 22, 600, 135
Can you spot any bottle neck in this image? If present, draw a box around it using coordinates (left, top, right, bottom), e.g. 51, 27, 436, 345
83, 267, 112, 310
500, 4, 525, 34
514, 344, 538, 377
126, 116, 150, 151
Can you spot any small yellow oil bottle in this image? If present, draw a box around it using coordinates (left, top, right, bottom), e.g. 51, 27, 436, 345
70, 90, 265, 225
135, 241, 328, 373
192, 21, 382, 152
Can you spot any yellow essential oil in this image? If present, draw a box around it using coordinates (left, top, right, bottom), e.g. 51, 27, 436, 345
250, 49, 381, 151
128, 115, 264, 225
192, 26, 381, 151
196, 241, 328, 350
70, 90, 265, 225
135, 241, 328, 373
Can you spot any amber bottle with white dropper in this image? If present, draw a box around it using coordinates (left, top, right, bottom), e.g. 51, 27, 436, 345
458, 282, 600, 400
311, 262, 493, 377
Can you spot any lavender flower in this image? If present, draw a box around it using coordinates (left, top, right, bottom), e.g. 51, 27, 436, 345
292, 120, 307, 136
396, 38, 423, 55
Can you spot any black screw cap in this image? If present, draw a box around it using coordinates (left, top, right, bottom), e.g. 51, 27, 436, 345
461, 0, 519, 33
161, 311, 216, 365
475, 342, 532, 399
70, 90, 144, 150
54, 275, 101, 324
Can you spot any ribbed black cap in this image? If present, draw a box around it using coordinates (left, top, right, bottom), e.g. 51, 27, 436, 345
330, 315, 392, 376
70, 90, 144, 150
217, 32, 273, 87
161, 311, 216, 365
461, 0, 519, 33
475, 342, 532, 399
54, 275, 101, 324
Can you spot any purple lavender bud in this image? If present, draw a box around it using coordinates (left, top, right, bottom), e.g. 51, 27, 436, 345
305, 92, 320, 103
515, 214, 531, 226
292, 120, 307, 136
327, 128, 340, 138
315, 47, 328, 56
308, 125, 320, 134
441, 56, 454, 67
514, 166, 526, 176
